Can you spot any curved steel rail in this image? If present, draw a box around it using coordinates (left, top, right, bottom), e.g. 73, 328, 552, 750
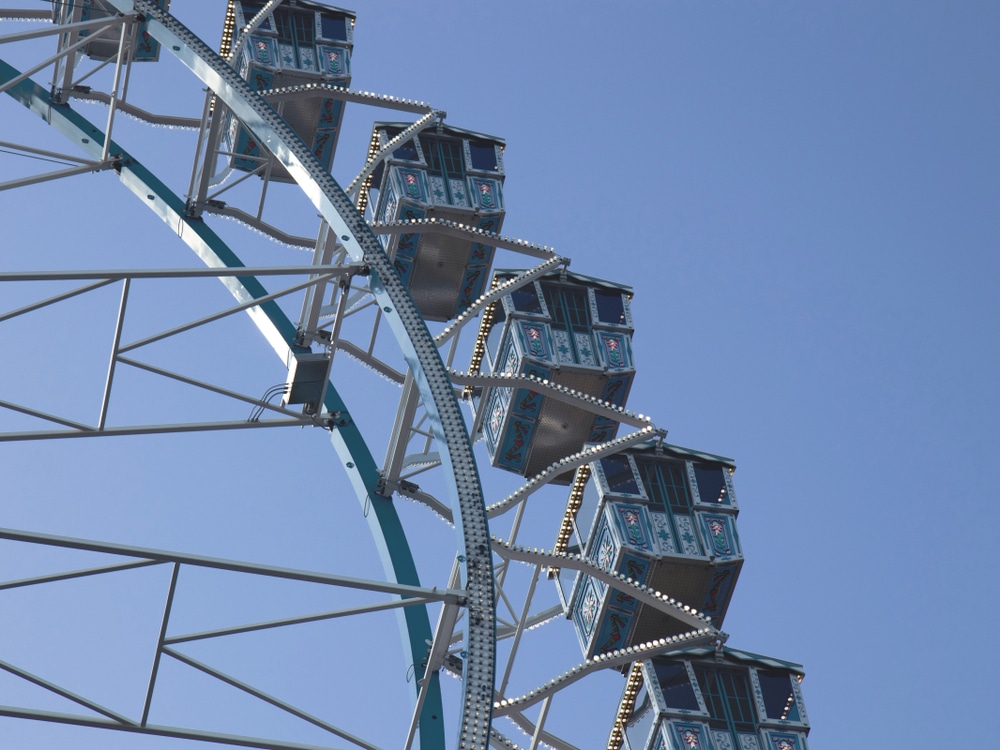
106, 2, 497, 746
0, 57, 458, 750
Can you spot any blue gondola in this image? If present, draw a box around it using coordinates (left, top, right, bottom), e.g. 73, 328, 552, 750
362, 122, 506, 321
220, 0, 354, 180
471, 269, 635, 479
564, 441, 743, 657
612, 647, 810, 750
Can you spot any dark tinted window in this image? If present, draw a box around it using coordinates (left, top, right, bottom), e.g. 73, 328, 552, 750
469, 141, 498, 171
510, 283, 542, 314
636, 458, 691, 514
392, 141, 419, 161
240, 1, 273, 28
695, 667, 756, 732
542, 284, 590, 331
420, 136, 464, 178
321, 15, 348, 41
275, 9, 314, 46
652, 660, 700, 711
758, 670, 800, 722
293, 11, 314, 45
595, 289, 627, 325
600, 455, 640, 495
694, 465, 729, 504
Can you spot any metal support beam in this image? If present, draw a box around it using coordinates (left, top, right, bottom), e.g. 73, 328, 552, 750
204, 145, 266, 202
346, 109, 442, 199
404, 560, 462, 750
98, 277, 129, 430
0, 139, 95, 163
0, 17, 117, 46
0, 278, 115, 322
319, 273, 352, 375
186, 87, 215, 200
494, 605, 563, 641
528, 696, 553, 750
487, 426, 661, 519
435, 256, 566, 346
298, 221, 337, 335
118, 274, 338, 354
260, 83, 435, 115
164, 596, 438, 645
495, 500, 529, 589
141, 562, 179, 726
386, 479, 453, 523
163, 647, 380, 750
491, 540, 713, 632
405, 604, 460, 749
502, 709, 581, 750
0, 417, 314, 443
459, 370, 653, 436
101, 17, 133, 161
0, 704, 352, 750
71, 89, 203, 128
53, 0, 83, 92
202, 203, 314, 247
0, 398, 95, 431
334, 339, 406, 384
371, 218, 560, 261
0, 21, 119, 97
0, 527, 467, 602
0, 659, 135, 725
494, 626, 717, 720
67, 52, 115, 89
0, 10, 52, 21
498, 564, 541, 697
191, 88, 228, 211
117, 356, 305, 419
0, 264, 361, 283
383, 371, 420, 485
0, 160, 110, 192
0, 559, 160, 591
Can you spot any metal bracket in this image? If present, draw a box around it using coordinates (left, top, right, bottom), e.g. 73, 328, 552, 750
327, 411, 351, 428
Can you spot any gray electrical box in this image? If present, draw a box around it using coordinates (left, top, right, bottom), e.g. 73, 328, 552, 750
282, 352, 330, 409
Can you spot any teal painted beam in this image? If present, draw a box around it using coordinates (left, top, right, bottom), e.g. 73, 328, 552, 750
0, 57, 445, 747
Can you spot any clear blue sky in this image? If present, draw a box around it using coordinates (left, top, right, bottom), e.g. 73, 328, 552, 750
1, 2, 998, 748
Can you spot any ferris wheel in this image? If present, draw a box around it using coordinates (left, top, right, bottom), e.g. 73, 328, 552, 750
0, 3, 810, 750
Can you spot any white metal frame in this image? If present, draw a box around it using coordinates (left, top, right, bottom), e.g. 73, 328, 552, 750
0, 5, 727, 748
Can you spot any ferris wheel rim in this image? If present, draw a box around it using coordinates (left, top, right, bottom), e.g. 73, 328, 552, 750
111, 3, 497, 746
0, 7, 495, 749
1, 3, 707, 748
0, 55, 452, 748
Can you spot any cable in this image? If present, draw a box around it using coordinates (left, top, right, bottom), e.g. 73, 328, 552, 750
247, 383, 288, 422
0, 147, 78, 167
